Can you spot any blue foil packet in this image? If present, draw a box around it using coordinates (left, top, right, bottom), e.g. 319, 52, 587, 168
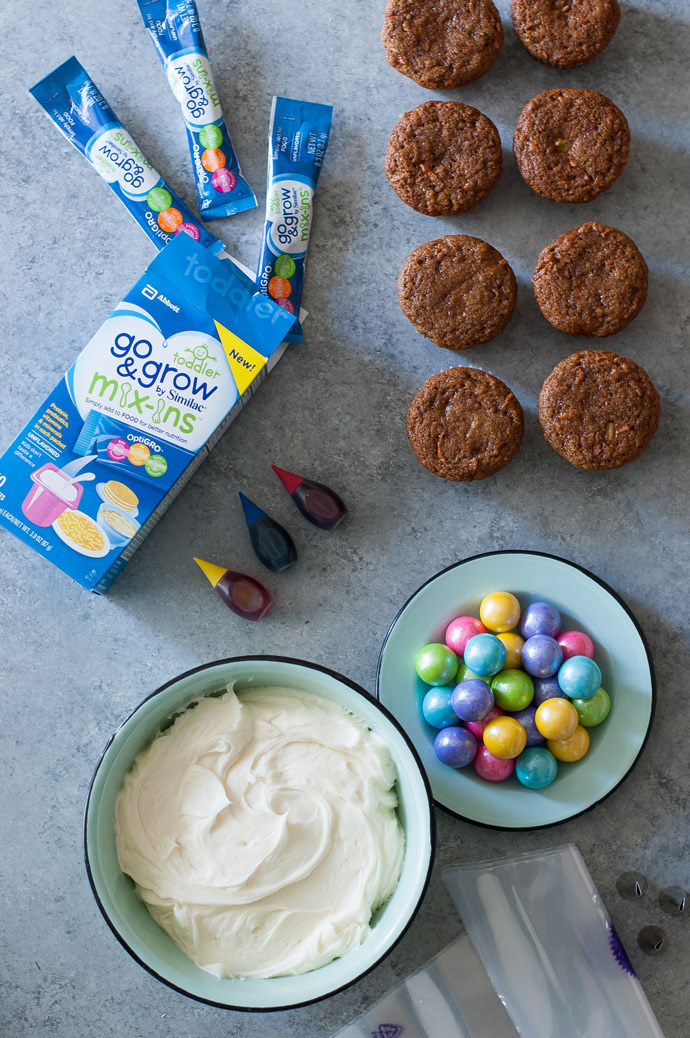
256, 96, 333, 344
136, 0, 257, 220
0, 236, 295, 592
29, 56, 223, 255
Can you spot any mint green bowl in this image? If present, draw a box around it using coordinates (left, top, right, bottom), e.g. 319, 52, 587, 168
378, 551, 656, 830
84, 656, 435, 1010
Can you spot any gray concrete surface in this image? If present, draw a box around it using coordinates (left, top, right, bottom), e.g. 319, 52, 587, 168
1, 1, 689, 1034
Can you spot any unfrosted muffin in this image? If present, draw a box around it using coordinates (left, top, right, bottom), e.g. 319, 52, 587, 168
382, 0, 503, 88
513, 88, 629, 203
532, 222, 648, 337
385, 100, 502, 215
407, 367, 524, 481
398, 235, 517, 350
538, 350, 660, 470
512, 0, 620, 68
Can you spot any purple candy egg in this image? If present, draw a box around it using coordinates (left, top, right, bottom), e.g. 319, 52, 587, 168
451, 679, 494, 723
522, 634, 563, 678
511, 705, 545, 746
533, 676, 566, 706
433, 726, 478, 768
520, 601, 562, 639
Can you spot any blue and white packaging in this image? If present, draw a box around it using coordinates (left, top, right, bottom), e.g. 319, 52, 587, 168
0, 236, 295, 592
30, 56, 224, 255
256, 96, 333, 344
137, 0, 257, 220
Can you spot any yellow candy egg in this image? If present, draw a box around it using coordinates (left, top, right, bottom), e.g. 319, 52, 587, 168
483, 716, 527, 759
547, 725, 591, 762
497, 631, 525, 669
479, 591, 521, 633
535, 698, 579, 740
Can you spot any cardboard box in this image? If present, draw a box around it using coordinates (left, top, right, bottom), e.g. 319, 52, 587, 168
0, 236, 295, 591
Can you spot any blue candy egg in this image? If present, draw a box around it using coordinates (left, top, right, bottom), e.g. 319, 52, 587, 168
422, 686, 457, 729
463, 633, 506, 678
558, 655, 602, 700
515, 746, 558, 788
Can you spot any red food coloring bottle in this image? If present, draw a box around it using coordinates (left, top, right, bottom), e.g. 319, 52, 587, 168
271, 465, 346, 531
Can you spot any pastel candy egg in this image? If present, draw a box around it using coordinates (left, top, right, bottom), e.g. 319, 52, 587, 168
515, 746, 558, 788
491, 668, 534, 712
547, 724, 590, 762
463, 633, 506, 677
533, 676, 566, 706
451, 679, 494, 723
479, 591, 521, 632
572, 687, 611, 727
558, 655, 602, 700
511, 705, 544, 746
422, 686, 457, 729
519, 600, 561, 638
456, 661, 482, 682
445, 615, 486, 655
465, 704, 505, 739
415, 643, 458, 686
433, 726, 478, 768
497, 631, 525, 669
474, 743, 515, 782
557, 629, 595, 660
535, 697, 579, 740
483, 716, 527, 759
521, 634, 563, 678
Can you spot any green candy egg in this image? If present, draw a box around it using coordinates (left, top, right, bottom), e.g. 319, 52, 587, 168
491, 668, 534, 712
415, 643, 458, 686
572, 687, 611, 727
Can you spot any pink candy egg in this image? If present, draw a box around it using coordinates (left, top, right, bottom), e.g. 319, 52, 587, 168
465, 704, 505, 739
557, 629, 595, 660
473, 744, 515, 782
445, 615, 486, 655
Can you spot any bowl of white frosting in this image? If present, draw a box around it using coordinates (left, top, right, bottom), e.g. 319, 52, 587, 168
84, 656, 435, 1009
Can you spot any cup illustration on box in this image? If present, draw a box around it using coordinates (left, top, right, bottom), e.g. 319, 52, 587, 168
96, 481, 141, 547
22, 462, 88, 527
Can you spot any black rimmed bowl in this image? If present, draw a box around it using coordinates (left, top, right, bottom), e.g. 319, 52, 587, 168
84, 656, 435, 1010
377, 551, 655, 829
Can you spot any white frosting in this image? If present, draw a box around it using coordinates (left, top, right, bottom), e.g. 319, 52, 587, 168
115, 685, 405, 979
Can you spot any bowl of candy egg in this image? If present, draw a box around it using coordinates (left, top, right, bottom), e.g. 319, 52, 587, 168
377, 551, 656, 829
84, 656, 435, 1009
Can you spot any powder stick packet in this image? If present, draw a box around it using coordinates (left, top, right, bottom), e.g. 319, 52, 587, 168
256, 96, 333, 344
30, 56, 223, 255
136, 0, 256, 220
0, 237, 295, 592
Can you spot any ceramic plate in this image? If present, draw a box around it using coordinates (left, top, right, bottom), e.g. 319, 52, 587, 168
377, 551, 655, 829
